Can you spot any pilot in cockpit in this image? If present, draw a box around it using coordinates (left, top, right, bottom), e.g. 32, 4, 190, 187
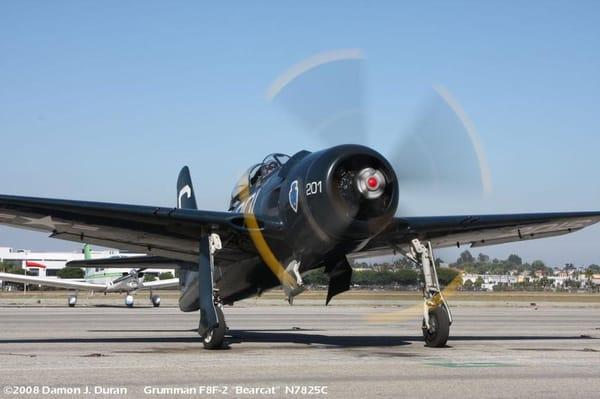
260, 160, 279, 178
258, 154, 290, 181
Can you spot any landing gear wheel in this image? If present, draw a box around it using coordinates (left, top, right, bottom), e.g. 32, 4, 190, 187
68, 296, 77, 307
150, 295, 161, 307
203, 306, 226, 350
423, 306, 450, 347
125, 295, 134, 308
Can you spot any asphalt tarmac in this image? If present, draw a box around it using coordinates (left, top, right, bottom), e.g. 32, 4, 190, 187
0, 298, 599, 399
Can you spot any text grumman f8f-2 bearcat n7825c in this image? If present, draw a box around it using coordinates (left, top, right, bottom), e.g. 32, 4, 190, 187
1, 51, 599, 349
0, 147, 599, 349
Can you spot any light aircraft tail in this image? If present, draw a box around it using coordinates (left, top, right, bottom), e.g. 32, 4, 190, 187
82, 243, 93, 279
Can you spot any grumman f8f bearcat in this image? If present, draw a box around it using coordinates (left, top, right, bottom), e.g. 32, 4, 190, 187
0, 146, 598, 349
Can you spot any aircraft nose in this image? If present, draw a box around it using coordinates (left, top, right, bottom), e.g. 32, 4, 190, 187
356, 168, 386, 199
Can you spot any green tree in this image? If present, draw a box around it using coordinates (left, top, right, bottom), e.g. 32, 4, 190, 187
585, 268, 594, 281
507, 254, 522, 266
456, 250, 474, 265
392, 269, 419, 285
57, 267, 84, 279
158, 272, 174, 280
587, 264, 600, 274
436, 267, 461, 286
144, 274, 157, 282
303, 269, 328, 285
538, 277, 551, 288
462, 279, 474, 291
0, 262, 25, 275
474, 277, 484, 289
532, 260, 546, 269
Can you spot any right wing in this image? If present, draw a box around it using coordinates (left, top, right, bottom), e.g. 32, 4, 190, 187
142, 278, 180, 289
0, 272, 106, 290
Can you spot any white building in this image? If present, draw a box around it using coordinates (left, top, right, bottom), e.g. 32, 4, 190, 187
0, 247, 143, 279
462, 273, 518, 291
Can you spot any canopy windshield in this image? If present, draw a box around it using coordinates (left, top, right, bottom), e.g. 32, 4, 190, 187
229, 153, 290, 209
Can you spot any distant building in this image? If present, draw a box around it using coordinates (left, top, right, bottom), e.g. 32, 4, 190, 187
0, 247, 143, 279
462, 273, 517, 291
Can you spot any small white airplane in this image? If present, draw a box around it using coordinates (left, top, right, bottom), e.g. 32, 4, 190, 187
0, 245, 178, 307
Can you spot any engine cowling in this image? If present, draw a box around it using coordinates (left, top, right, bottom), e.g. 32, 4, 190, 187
281, 144, 398, 252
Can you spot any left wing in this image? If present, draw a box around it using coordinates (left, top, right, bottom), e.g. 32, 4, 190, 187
0, 272, 106, 290
0, 194, 266, 263
358, 211, 600, 256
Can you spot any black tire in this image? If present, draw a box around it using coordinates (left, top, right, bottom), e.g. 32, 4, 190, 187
125, 295, 134, 308
68, 296, 77, 307
422, 306, 450, 347
151, 295, 161, 308
203, 306, 226, 350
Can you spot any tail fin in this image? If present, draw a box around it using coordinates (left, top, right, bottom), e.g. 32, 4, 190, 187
176, 167, 197, 293
82, 244, 93, 279
177, 166, 198, 210
83, 244, 92, 260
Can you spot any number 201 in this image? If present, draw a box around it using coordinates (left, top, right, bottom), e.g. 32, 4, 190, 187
306, 181, 322, 196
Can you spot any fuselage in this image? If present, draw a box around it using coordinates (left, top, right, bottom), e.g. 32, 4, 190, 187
84, 269, 143, 293
179, 144, 399, 308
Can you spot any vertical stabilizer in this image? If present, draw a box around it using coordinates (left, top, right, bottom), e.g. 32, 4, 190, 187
176, 166, 198, 302
177, 166, 198, 210
83, 244, 92, 260
82, 244, 93, 279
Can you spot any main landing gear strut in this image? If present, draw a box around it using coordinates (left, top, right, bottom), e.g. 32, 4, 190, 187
405, 239, 453, 347
197, 232, 227, 350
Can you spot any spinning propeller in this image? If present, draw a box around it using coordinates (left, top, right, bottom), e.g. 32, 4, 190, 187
245, 49, 493, 305
267, 48, 492, 201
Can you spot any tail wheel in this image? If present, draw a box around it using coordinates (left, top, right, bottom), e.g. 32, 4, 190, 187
203, 306, 226, 350
423, 306, 450, 347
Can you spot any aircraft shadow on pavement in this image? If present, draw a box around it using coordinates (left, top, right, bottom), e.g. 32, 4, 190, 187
227, 331, 412, 347
226, 331, 596, 348
0, 332, 593, 347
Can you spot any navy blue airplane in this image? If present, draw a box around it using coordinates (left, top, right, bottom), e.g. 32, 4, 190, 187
0, 146, 598, 349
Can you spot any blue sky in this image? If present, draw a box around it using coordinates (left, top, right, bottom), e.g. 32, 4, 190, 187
0, 1, 599, 266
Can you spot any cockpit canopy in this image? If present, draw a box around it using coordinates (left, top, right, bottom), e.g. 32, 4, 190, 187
230, 153, 290, 210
